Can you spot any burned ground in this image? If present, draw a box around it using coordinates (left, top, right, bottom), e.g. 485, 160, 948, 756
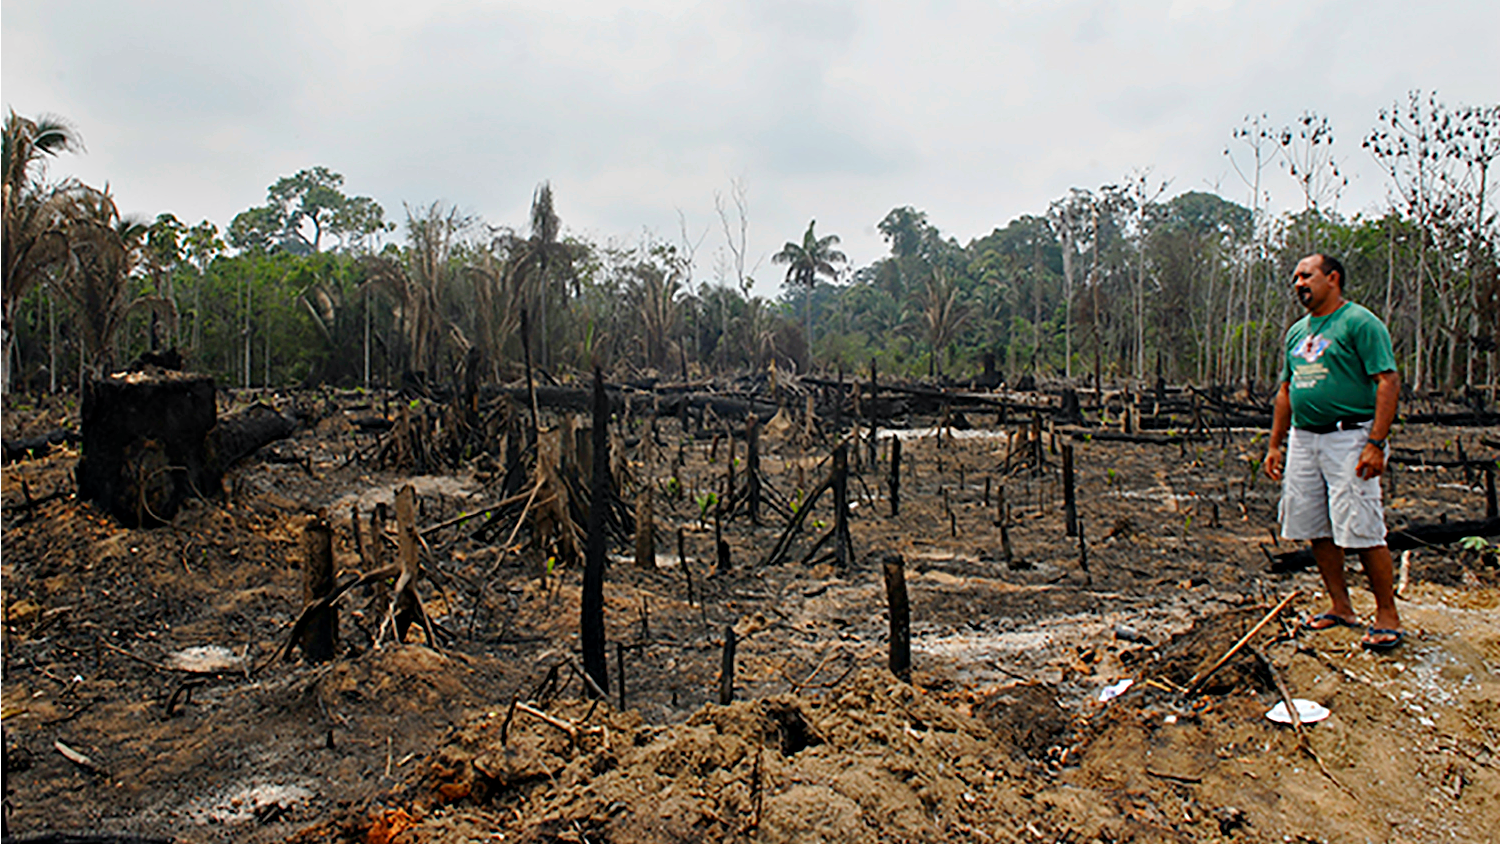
3, 386, 1499, 843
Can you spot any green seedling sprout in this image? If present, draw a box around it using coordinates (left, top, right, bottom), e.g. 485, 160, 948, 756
1459, 536, 1492, 552
695, 492, 718, 527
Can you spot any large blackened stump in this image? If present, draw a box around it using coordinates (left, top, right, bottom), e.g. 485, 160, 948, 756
77, 371, 219, 526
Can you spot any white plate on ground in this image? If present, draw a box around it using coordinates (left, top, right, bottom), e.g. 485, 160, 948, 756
1266, 699, 1330, 724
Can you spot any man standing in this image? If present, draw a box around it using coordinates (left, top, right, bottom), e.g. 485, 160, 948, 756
1264, 254, 1403, 650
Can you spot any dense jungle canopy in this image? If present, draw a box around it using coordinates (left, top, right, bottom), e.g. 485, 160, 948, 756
3, 94, 1497, 400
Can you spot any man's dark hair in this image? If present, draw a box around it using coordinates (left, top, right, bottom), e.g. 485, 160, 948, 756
1316, 253, 1346, 289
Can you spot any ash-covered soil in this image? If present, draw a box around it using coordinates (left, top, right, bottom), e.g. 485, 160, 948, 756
3, 388, 1498, 843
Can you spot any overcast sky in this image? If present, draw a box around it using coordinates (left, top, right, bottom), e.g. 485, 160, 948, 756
5, 0, 1496, 294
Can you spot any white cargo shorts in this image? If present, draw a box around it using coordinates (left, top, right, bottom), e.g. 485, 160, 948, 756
1278, 422, 1387, 549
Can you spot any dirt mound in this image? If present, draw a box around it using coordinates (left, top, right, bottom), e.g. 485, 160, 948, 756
313, 670, 1039, 843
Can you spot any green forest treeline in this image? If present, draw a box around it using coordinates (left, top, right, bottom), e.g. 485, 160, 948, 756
3, 93, 1496, 399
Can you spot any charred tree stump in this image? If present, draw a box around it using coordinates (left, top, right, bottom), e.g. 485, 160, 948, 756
1058, 388, 1081, 424
635, 483, 656, 569
1077, 516, 1092, 587
582, 367, 610, 698
300, 510, 338, 663
999, 487, 1015, 568
746, 416, 762, 525
678, 527, 693, 606
387, 485, 434, 647
726, 427, 737, 506
76, 372, 218, 526
831, 444, 854, 568
350, 504, 367, 568
889, 437, 902, 517
880, 552, 911, 683
1063, 444, 1078, 537
715, 494, 732, 574
1488, 463, 1497, 520
718, 623, 737, 705
520, 308, 541, 443
1031, 412, 1044, 473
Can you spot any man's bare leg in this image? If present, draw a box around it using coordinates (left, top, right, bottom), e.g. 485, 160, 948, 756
1309, 538, 1359, 626
1356, 544, 1402, 645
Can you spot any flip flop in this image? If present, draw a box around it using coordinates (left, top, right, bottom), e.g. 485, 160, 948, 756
1361, 628, 1404, 651
1302, 612, 1360, 631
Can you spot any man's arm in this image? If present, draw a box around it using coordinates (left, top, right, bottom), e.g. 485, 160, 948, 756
1264, 381, 1292, 481
1356, 370, 1399, 480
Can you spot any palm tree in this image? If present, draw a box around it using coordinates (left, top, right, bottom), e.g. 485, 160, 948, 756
521, 183, 580, 369
363, 202, 471, 383
772, 219, 846, 367
625, 246, 687, 372
918, 266, 971, 378
464, 232, 526, 383
3, 110, 84, 392
57, 184, 159, 374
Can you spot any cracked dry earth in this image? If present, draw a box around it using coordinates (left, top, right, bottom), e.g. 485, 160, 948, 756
3, 390, 1499, 843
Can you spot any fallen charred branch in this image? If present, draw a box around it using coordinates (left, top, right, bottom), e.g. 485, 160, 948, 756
1137, 414, 1272, 431
1267, 517, 1500, 572
3, 429, 80, 464
1402, 411, 1500, 427
1387, 454, 1499, 469
1066, 429, 1208, 445
2, 480, 70, 515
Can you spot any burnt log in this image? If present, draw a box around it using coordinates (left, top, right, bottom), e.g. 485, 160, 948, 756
76, 372, 295, 526
1268, 516, 1500, 572
3, 428, 80, 464
208, 402, 295, 469
1402, 411, 1500, 427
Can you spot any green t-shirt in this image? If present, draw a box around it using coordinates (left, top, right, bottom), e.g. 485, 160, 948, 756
1279, 301, 1396, 429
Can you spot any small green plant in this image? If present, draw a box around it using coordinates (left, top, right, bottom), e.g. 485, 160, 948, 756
1459, 536, 1493, 552
663, 476, 683, 499
695, 492, 719, 526
408, 398, 421, 410
790, 488, 805, 514
545, 555, 557, 575
813, 519, 827, 530
1105, 468, 1117, 485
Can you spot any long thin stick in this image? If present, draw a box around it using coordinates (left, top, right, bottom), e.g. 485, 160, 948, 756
1185, 590, 1299, 694
421, 483, 544, 537
484, 477, 548, 579
1252, 646, 1350, 796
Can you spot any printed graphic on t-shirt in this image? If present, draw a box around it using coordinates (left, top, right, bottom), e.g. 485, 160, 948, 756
1295, 334, 1331, 363
1291, 333, 1332, 390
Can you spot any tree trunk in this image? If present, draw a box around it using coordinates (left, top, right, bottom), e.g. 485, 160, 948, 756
76, 372, 218, 526
581, 367, 610, 698
300, 511, 338, 662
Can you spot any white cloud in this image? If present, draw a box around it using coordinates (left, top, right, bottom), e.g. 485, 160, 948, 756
4, 0, 1496, 294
